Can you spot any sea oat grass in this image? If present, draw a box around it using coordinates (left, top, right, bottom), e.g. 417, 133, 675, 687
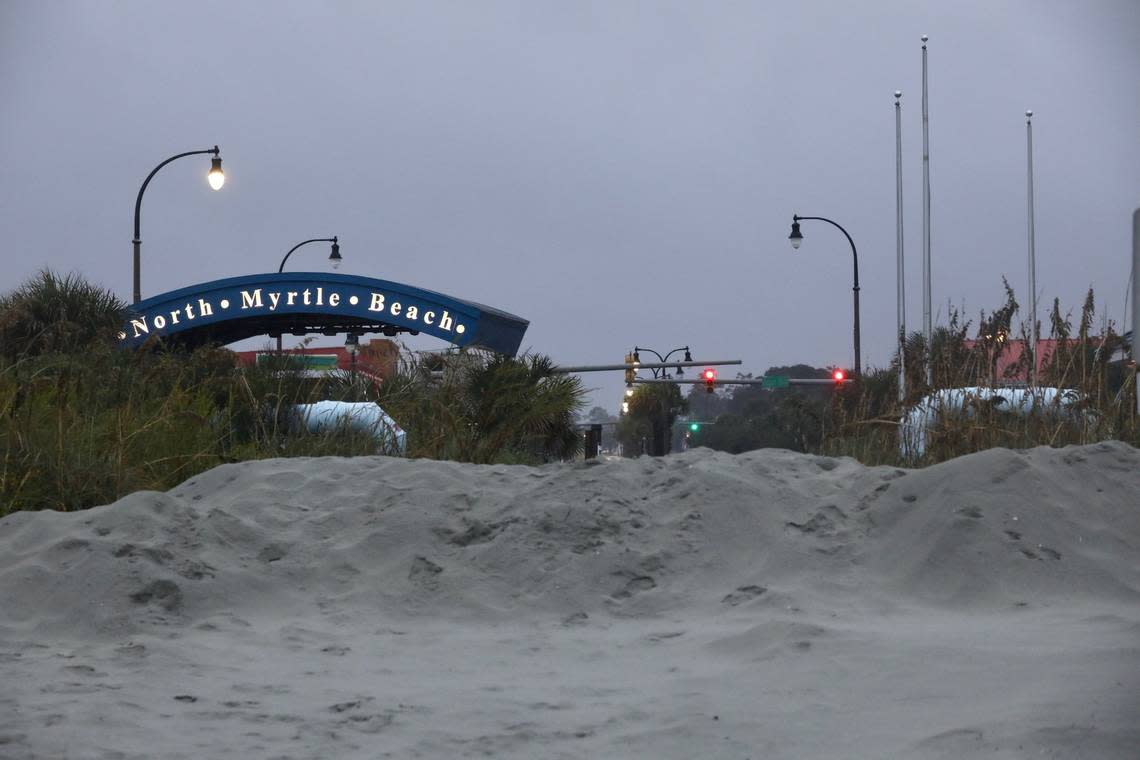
822, 286, 1137, 466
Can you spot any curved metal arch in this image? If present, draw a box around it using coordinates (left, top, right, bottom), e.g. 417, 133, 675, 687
120, 272, 529, 356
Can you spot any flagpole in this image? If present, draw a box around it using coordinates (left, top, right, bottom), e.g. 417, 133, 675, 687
1026, 109, 1037, 386
895, 90, 906, 402
1132, 208, 1139, 414
921, 35, 933, 385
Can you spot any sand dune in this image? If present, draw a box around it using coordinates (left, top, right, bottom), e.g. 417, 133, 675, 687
1, 442, 1138, 758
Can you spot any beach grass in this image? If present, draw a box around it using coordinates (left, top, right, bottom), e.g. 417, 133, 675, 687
820, 288, 1137, 465
0, 341, 584, 515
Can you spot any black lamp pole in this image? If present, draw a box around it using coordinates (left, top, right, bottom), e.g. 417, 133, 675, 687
630, 345, 691, 456
276, 237, 341, 351
345, 333, 360, 386
278, 237, 340, 273
789, 214, 861, 377
132, 146, 223, 304
632, 345, 692, 379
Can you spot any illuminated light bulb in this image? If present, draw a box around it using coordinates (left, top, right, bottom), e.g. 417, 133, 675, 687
207, 157, 225, 190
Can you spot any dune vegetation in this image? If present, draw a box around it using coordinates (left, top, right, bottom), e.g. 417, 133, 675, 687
632, 280, 1135, 464
0, 271, 584, 515
822, 284, 1137, 464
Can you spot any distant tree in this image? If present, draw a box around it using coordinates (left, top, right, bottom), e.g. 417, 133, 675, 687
617, 382, 686, 456
682, 365, 835, 454
582, 405, 612, 424
581, 405, 618, 451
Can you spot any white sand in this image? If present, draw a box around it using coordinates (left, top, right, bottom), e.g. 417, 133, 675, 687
1, 442, 1138, 759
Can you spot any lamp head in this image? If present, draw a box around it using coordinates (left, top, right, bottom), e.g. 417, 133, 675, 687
789, 219, 803, 250
207, 146, 225, 190
329, 237, 342, 269
345, 333, 360, 355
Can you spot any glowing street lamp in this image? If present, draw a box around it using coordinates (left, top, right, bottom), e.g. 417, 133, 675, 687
132, 145, 224, 303
208, 155, 225, 190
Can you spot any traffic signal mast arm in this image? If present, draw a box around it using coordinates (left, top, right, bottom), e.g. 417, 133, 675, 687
636, 377, 852, 386
551, 359, 743, 373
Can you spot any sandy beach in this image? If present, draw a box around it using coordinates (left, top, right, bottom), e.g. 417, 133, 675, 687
2, 442, 1138, 758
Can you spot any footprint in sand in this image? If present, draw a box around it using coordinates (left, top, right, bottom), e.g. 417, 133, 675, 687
129, 580, 183, 612
721, 585, 768, 606
612, 575, 655, 599
409, 556, 444, 590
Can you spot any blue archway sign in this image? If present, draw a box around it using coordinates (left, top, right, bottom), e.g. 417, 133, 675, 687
120, 272, 529, 356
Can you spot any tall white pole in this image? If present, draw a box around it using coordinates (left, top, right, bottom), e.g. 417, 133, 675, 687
1132, 208, 1139, 414
895, 91, 906, 402
921, 35, 933, 385
1026, 110, 1038, 387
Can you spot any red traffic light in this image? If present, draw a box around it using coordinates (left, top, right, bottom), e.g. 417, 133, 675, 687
702, 368, 717, 393
833, 369, 846, 381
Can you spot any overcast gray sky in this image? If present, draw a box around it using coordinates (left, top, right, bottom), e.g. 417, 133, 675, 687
2, 0, 1137, 411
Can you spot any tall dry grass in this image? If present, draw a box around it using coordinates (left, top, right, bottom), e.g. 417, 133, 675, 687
0, 345, 388, 515
0, 343, 585, 515
822, 285, 1137, 466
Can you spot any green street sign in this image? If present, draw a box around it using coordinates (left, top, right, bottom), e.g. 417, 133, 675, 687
761, 375, 789, 389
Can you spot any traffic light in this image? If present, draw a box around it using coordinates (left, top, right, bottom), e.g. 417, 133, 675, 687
624, 352, 636, 385
702, 367, 717, 393
832, 368, 847, 382
689, 422, 700, 432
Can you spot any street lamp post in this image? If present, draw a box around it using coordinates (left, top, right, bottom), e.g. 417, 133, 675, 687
632, 345, 692, 379
278, 237, 341, 274
132, 146, 224, 304
629, 345, 691, 456
276, 237, 342, 351
345, 333, 360, 387
788, 214, 861, 377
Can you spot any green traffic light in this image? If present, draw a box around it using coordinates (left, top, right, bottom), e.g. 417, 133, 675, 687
689, 422, 700, 432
